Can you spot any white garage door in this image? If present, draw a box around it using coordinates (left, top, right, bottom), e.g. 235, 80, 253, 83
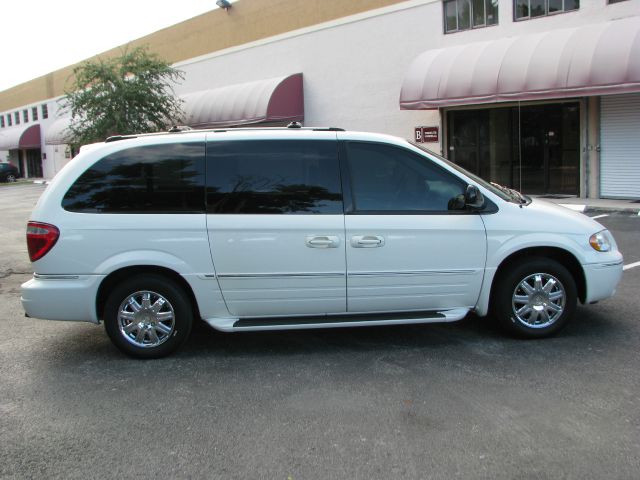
600, 94, 640, 199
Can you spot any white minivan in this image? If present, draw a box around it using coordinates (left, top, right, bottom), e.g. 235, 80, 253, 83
21, 127, 623, 358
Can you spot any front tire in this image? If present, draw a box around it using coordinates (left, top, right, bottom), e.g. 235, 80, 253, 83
104, 274, 193, 358
492, 257, 577, 338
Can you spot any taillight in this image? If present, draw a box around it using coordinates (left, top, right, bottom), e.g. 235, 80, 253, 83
26, 222, 60, 262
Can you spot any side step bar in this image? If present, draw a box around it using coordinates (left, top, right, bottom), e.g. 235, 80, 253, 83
203, 308, 469, 332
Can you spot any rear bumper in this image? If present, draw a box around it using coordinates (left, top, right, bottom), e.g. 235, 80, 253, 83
21, 274, 104, 323
583, 259, 624, 304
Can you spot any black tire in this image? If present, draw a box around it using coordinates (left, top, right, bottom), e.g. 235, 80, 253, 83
6, 174, 16, 183
492, 257, 577, 338
104, 274, 193, 358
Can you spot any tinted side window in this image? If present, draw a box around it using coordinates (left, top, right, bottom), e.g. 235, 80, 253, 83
345, 142, 466, 212
207, 140, 342, 214
62, 143, 205, 213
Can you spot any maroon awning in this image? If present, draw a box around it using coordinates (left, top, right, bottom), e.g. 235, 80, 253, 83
0, 124, 41, 150
400, 17, 640, 110
182, 73, 304, 128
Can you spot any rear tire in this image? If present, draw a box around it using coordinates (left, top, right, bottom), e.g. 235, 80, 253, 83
104, 274, 193, 358
492, 257, 577, 338
6, 174, 16, 182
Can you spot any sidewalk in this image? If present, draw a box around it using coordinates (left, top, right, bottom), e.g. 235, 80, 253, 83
532, 195, 640, 215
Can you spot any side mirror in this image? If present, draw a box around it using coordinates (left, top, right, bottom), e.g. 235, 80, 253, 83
464, 184, 485, 210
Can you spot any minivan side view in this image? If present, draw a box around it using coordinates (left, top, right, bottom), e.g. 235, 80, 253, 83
21, 127, 624, 358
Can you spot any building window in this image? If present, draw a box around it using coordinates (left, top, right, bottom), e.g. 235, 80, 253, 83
41, 104, 48, 119
23, 109, 29, 123
0, 116, 4, 128
514, 0, 579, 20
32, 107, 38, 121
444, 0, 498, 33
7, 115, 12, 127
14, 112, 20, 125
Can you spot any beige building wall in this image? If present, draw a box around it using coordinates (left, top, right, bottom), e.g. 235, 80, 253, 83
0, 0, 405, 112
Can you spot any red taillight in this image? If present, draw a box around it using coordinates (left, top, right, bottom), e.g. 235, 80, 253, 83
26, 221, 60, 262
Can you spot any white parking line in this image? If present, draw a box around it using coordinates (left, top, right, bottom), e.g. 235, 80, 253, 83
591, 214, 609, 220
623, 261, 640, 271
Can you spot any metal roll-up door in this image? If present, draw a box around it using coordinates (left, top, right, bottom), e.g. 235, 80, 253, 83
600, 94, 640, 199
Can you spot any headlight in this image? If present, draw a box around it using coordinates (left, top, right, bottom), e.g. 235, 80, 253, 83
589, 230, 612, 252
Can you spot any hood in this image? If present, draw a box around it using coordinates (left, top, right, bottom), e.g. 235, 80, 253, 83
521, 197, 605, 235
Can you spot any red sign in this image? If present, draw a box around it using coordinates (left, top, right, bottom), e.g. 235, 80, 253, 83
423, 126, 439, 143
414, 126, 439, 143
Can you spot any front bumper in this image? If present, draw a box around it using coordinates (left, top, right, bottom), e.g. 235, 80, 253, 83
583, 258, 624, 304
21, 274, 104, 323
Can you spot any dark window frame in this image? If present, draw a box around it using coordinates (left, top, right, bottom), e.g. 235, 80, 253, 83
14, 112, 20, 125
0, 116, 4, 128
7, 115, 12, 127
513, 0, 579, 21
340, 140, 474, 216
41, 104, 48, 119
443, 0, 499, 34
23, 109, 29, 123
32, 107, 38, 121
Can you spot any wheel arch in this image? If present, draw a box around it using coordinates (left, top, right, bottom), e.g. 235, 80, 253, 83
96, 265, 201, 321
490, 247, 586, 307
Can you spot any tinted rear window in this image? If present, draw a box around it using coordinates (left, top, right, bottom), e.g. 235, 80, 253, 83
206, 140, 342, 214
62, 143, 205, 213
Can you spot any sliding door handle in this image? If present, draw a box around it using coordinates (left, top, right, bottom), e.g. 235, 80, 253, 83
351, 235, 385, 248
306, 235, 340, 248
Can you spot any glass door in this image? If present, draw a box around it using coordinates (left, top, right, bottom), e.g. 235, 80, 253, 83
446, 103, 579, 195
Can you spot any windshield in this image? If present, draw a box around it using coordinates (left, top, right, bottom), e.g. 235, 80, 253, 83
409, 141, 524, 204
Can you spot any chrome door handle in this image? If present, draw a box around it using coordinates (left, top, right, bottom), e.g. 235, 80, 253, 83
351, 235, 385, 248
306, 235, 340, 248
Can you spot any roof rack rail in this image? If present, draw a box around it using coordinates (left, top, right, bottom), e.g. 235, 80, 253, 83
105, 134, 138, 143
168, 125, 193, 133
104, 125, 346, 142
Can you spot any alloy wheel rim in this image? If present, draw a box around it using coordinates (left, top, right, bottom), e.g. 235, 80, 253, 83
512, 273, 565, 329
117, 290, 175, 348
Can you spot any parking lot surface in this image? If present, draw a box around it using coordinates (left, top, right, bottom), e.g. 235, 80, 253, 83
1, 183, 639, 479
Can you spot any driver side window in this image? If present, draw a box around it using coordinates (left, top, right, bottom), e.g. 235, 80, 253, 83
345, 142, 465, 213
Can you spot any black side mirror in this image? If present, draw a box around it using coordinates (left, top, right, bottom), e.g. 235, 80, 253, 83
464, 184, 485, 210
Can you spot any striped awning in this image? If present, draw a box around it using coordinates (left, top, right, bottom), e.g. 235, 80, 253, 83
0, 124, 41, 150
400, 17, 640, 109
45, 116, 72, 145
181, 73, 304, 128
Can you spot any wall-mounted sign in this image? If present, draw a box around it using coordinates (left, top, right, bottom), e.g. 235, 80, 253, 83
414, 126, 439, 143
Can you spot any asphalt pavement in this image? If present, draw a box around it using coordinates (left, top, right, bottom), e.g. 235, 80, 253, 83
1, 183, 639, 479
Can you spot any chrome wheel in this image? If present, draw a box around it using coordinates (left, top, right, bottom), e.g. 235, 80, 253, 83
117, 290, 175, 348
512, 273, 566, 329
6, 174, 16, 182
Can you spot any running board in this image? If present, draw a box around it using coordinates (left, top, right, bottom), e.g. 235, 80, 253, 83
203, 308, 469, 332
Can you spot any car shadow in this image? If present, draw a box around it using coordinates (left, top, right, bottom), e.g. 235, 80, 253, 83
38, 304, 625, 367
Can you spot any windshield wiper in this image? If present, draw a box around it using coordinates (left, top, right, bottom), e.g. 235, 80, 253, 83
491, 182, 529, 204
